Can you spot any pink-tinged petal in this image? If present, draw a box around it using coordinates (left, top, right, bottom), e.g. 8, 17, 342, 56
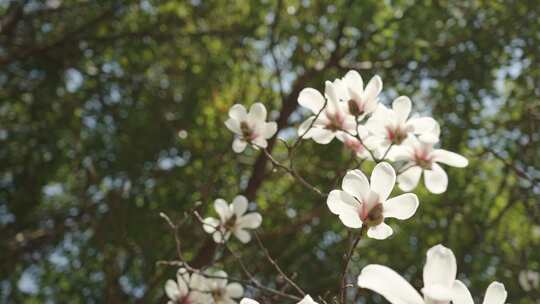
364, 75, 382, 103
232, 138, 248, 153
423, 163, 448, 194
240, 299, 260, 304
298, 295, 318, 304
432, 149, 468, 167
338, 211, 363, 229
423, 244, 457, 291
392, 96, 411, 124
249, 103, 267, 121
298, 88, 325, 113
226, 282, 244, 298
262, 122, 277, 139
451, 280, 474, 304
371, 162, 396, 201
342, 169, 370, 200
233, 228, 251, 243
214, 198, 232, 222
397, 166, 422, 192
298, 116, 316, 137
165, 280, 180, 300
232, 195, 248, 216
383, 193, 419, 220
225, 118, 241, 134
327, 190, 361, 215
229, 104, 248, 121
367, 222, 393, 239
237, 213, 262, 229
202, 217, 219, 233
482, 282, 507, 304
357, 264, 424, 304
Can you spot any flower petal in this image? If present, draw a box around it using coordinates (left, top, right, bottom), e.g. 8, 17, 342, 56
240, 299, 260, 304
233, 228, 251, 243
370, 162, 396, 201
214, 198, 232, 222
423, 244, 457, 291
342, 169, 370, 200
225, 118, 241, 134
451, 280, 474, 304
339, 211, 363, 229
408, 117, 439, 137
202, 217, 219, 233
364, 75, 382, 103
482, 282, 507, 304
327, 190, 360, 215
298, 88, 325, 113
367, 222, 393, 239
232, 138, 248, 153
232, 195, 248, 216
262, 122, 277, 139
308, 128, 335, 144
357, 264, 424, 304
392, 96, 411, 124
229, 104, 247, 121
423, 163, 448, 194
249, 103, 267, 121
432, 149, 468, 168
237, 213, 262, 229
226, 282, 244, 298
165, 280, 180, 300
383, 193, 419, 220
298, 295, 318, 304
298, 116, 316, 137
397, 166, 422, 192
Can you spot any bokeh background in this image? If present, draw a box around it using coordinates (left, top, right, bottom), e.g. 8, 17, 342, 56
1, 0, 540, 303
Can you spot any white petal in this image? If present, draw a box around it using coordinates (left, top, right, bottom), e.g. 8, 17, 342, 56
343, 70, 364, 92
251, 136, 267, 148
232, 138, 248, 153
232, 195, 248, 216
451, 280, 474, 304
165, 280, 180, 300
423, 163, 448, 194
383, 193, 419, 220
240, 299, 259, 304
342, 169, 370, 200
327, 190, 360, 215
364, 75, 383, 103
233, 228, 251, 243
214, 198, 232, 222
367, 222, 393, 239
408, 117, 438, 136
397, 166, 422, 192
237, 213, 262, 229
226, 282, 244, 298
422, 284, 455, 302
202, 217, 219, 233
225, 118, 241, 134
298, 88, 326, 113
298, 295, 318, 304
229, 104, 247, 121
298, 116, 316, 137
249, 103, 267, 121
370, 162, 396, 201
357, 264, 424, 304
308, 128, 335, 144
176, 270, 189, 296
392, 96, 411, 123
262, 122, 277, 139
339, 211, 363, 229
423, 244, 457, 291
482, 282, 507, 304
432, 149, 468, 167
324, 80, 340, 113
213, 230, 230, 243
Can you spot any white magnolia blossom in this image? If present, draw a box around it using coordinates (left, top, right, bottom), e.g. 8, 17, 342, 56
391, 135, 468, 194
225, 103, 277, 153
297, 80, 356, 144
240, 295, 318, 304
338, 70, 383, 118
205, 270, 244, 304
357, 244, 508, 304
452, 280, 508, 304
326, 162, 419, 240
366, 96, 440, 147
203, 195, 262, 244
519, 270, 539, 291
164, 268, 210, 304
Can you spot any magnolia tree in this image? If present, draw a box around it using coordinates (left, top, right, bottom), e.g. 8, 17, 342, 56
158, 70, 508, 304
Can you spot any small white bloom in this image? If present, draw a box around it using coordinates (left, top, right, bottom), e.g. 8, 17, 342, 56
366, 96, 440, 146
203, 195, 262, 244
452, 280, 508, 304
519, 270, 539, 291
164, 268, 210, 304
225, 103, 277, 153
340, 70, 382, 118
240, 294, 318, 304
297, 80, 357, 144
205, 270, 244, 304
391, 136, 468, 194
357, 244, 502, 304
326, 162, 419, 240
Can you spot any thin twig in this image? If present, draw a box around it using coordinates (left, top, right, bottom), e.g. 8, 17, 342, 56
340, 226, 367, 304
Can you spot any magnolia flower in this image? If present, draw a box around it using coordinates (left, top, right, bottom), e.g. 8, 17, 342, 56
339, 70, 382, 118
225, 103, 277, 153
203, 195, 262, 243
392, 136, 468, 194
164, 268, 209, 304
366, 96, 440, 146
205, 270, 244, 304
326, 162, 419, 240
297, 80, 356, 144
240, 295, 318, 304
357, 244, 507, 304
452, 280, 508, 304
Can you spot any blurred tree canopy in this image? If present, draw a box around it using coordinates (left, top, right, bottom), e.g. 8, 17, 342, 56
1, 0, 539, 303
